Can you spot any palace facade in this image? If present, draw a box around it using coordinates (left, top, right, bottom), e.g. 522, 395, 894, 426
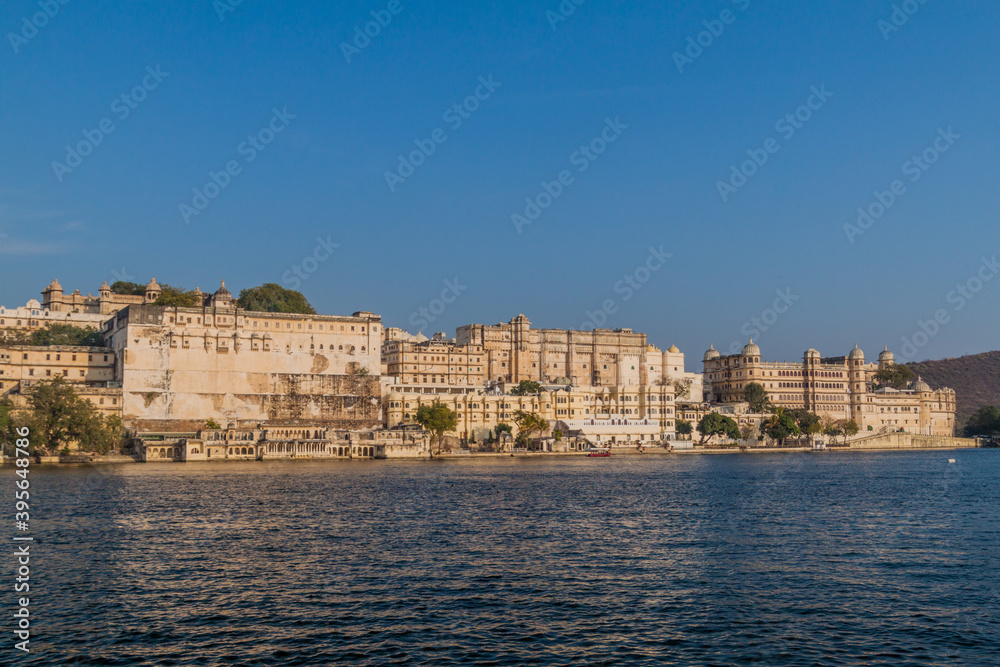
703, 341, 956, 436
105, 290, 383, 431
381, 315, 704, 443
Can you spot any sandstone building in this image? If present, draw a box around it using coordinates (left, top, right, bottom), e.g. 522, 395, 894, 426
702, 341, 956, 436
382, 315, 704, 445
105, 294, 383, 431
0, 344, 122, 417
0, 299, 108, 334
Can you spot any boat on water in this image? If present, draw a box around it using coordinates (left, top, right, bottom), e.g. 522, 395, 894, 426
586, 447, 611, 457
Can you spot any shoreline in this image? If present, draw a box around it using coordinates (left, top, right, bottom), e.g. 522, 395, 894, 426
2, 439, 983, 465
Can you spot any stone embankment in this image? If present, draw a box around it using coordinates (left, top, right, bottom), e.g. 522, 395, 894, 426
845, 433, 975, 450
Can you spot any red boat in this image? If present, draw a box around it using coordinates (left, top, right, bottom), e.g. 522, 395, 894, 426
586, 447, 611, 457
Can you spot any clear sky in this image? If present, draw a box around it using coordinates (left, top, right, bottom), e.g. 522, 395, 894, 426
1, 0, 998, 366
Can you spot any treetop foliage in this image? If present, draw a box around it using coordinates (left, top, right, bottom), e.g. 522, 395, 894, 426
509, 380, 542, 396
743, 382, 773, 413
11, 378, 125, 455
873, 363, 916, 390
697, 412, 740, 443
1, 324, 103, 347
110, 281, 145, 296
236, 284, 316, 314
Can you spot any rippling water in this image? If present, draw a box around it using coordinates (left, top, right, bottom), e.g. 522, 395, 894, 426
6, 449, 999, 665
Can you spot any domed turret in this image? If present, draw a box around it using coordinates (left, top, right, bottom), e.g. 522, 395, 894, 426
413, 332, 429, 343
703, 344, 720, 361
144, 277, 162, 304
911, 377, 932, 393
210, 280, 234, 307
848, 344, 865, 361
878, 346, 894, 364
805, 348, 821, 360
741, 339, 760, 357
667, 345, 680, 354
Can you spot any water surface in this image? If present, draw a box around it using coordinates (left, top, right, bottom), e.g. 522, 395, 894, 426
7, 449, 999, 665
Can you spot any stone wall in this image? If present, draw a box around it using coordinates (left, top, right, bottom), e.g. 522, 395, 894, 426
848, 433, 976, 450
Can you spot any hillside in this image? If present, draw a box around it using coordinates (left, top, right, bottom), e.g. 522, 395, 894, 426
909, 351, 1000, 432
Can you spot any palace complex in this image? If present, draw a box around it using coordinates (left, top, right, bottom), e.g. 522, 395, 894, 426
0, 279, 960, 459
702, 340, 956, 437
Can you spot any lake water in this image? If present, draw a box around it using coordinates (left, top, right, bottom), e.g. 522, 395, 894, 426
6, 449, 999, 665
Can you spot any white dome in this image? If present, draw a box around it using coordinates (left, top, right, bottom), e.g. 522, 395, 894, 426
911, 377, 932, 392
848, 344, 865, 361
878, 346, 894, 363
741, 339, 760, 357
703, 344, 720, 361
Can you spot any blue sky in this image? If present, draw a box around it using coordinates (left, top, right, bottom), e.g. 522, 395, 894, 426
1, 0, 998, 366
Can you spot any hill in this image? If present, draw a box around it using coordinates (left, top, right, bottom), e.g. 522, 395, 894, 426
908, 351, 1000, 432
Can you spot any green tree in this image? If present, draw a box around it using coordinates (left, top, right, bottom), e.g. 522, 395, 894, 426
414, 402, 458, 454
154, 285, 202, 307
743, 382, 773, 413
553, 428, 563, 441
841, 419, 860, 443
236, 283, 316, 314
740, 423, 758, 443
2, 324, 103, 347
27, 324, 103, 347
0, 397, 16, 456
873, 363, 916, 390
675, 419, 693, 438
76, 414, 125, 455
763, 408, 801, 445
513, 410, 549, 448
964, 405, 1000, 436
823, 420, 843, 442
110, 281, 145, 296
697, 412, 740, 444
22, 378, 121, 455
494, 423, 512, 437
205, 418, 222, 430
788, 409, 823, 440
509, 380, 542, 396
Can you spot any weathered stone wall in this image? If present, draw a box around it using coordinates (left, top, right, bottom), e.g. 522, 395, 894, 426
110, 305, 383, 429
848, 433, 976, 450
